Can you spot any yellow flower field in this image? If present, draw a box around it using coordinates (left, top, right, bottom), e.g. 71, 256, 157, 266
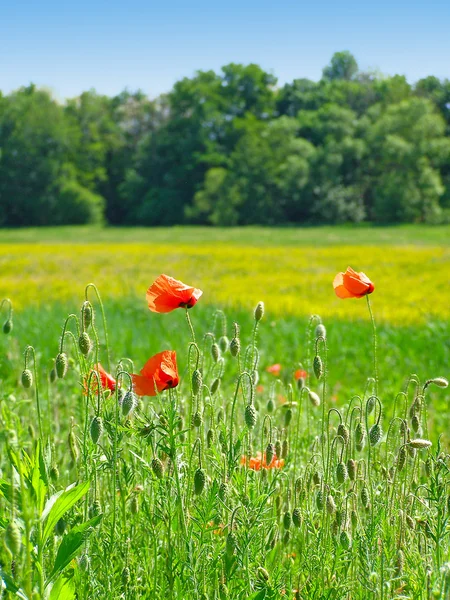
1, 241, 448, 323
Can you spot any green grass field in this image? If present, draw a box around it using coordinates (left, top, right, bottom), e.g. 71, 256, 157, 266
0, 225, 448, 599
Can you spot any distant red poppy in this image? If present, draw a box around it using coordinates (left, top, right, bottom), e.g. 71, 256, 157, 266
240, 451, 284, 471
146, 274, 203, 313
85, 363, 116, 394
266, 363, 282, 376
294, 369, 308, 381
132, 351, 179, 397
333, 267, 374, 299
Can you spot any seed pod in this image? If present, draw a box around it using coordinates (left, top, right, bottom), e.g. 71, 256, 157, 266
337, 423, 350, 445
68, 430, 80, 464
369, 423, 382, 446
211, 343, 220, 363
284, 407, 293, 427
3, 318, 13, 334
265, 443, 275, 466
266, 398, 275, 413
347, 459, 357, 481
21, 369, 33, 389
361, 486, 370, 508
226, 532, 236, 556
54, 352, 68, 379
122, 567, 130, 587
397, 446, 407, 472
207, 429, 215, 447
257, 566, 269, 581
219, 482, 228, 501
82, 301, 93, 329
315, 323, 326, 339
151, 457, 164, 479
316, 490, 324, 510
90, 416, 103, 444
230, 337, 240, 357
192, 410, 203, 428
336, 462, 348, 484
192, 369, 202, 395
326, 494, 336, 515
308, 391, 321, 407
5, 521, 21, 556
194, 468, 206, 495
292, 508, 301, 528
313, 356, 323, 380
275, 440, 282, 459
219, 335, 229, 353
283, 511, 292, 530
55, 518, 66, 536
50, 464, 59, 483
211, 378, 221, 394
281, 439, 289, 459
340, 530, 351, 550
244, 403, 257, 429
366, 396, 376, 415
49, 367, 57, 383
411, 415, 420, 433
130, 494, 139, 515
254, 301, 264, 322
122, 391, 136, 417
409, 438, 432, 449
78, 331, 92, 356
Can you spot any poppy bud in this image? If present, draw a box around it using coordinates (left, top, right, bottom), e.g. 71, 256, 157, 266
211, 343, 220, 363
283, 511, 291, 530
50, 464, 59, 483
21, 369, 33, 389
366, 396, 376, 415
152, 457, 164, 479
55, 352, 68, 379
281, 439, 289, 459
68, 430, 80, 464
78, 332, 92, 356
427, 377, 448, 388
82, 301, 93, 329
315, 323, 326, 339
316, 490, 324, 510
355, 422, 365, 445
230, 337, 240, 357
369, 423, 382, 446
351, 510, 358, 528
206, 428, 215, 447
337, 423, 349, 445
89, 499, 102, 518
312, 471, 321, 486
244, 403, 257, 429
192, 410, 203, 428
284, 407, 293, 427
297, 376, 305, 390
192, 369, 202, 395
308, 391, 321, 407
254, 301, 264, 323
265, 443, 275, 466
226, 532, 236, 556
3, 318, 13, 334
340, 530, 351, 550
292, 508, 301, 528
257, 567, 269, 582
360, 486, 370, 507
5, 521, 21, 556
194, 468, 206, 495
326, 494, 336, 515
396, 549, 404, 575
411, 415, 420, 433
397, 446, 407, 472
407, 445, 416, 458
409, 438, 432, 449
218, 482, 228, 501
79, 554, 90, 573
211, 378, 221, 394
90, 416, 103, 444
336, 462, 348, 484
55, 518, 66, 536
122, 391, 136, 417
347, 459, 357, 481
49, 367, 57, 383
266, 398, 275, 413
313, 356, 323, 380
219, 335, 229, 353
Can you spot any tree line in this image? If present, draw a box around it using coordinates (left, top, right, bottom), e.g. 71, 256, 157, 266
1, 51, 450, 227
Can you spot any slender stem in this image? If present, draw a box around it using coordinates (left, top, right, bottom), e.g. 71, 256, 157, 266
185, 308, 196, 343
85, 283, 111, 372
366, 296, 378, 397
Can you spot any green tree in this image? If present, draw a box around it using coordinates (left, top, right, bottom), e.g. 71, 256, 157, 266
322, 51, 359, 81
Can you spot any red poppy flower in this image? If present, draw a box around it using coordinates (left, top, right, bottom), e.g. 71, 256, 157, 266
146, 274, 203, 313
294, 369, 308, 381
85, 363, 116, 394
333, 267, 374, 299
132, 351, 179, 397
240, 451, 285, 471
266, 363, 282, 376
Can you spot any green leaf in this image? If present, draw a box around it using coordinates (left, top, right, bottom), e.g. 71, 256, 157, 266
48, 515, 102, 583
32, 440, 48, 514
0, 568, 29, 599
42, 481, 90, 545
49, 569, 76, 600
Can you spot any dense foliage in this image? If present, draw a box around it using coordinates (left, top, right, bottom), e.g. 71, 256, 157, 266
1, 52, 450, 226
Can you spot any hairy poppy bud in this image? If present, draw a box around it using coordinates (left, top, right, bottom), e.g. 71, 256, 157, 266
427, 377, 448, 389
347, 459, 357, 481
283, 511, 292, 530
309, 390, 321, 407
244, 403, 257, 429
219, 335, 229, 353
79, 554, 90, 573
218, 481, 228, 501
50, 464, 59, 483
55, 518, 66, 536
266, 398, 275, 413
230, 337, 240, 357
211, 378, 221, 394
206, 428, 215, 447
211, 343, 220, 363
284, 407, 293, 427
361, 486, 370, 508
192, 369, 202, 395
257, 566, 269, 582
152, 457, 164, 479
337, 423, 350, 445
50, 368, 57, 383
194, 467, 206, 495
292, 508, 301, 528
90, 416, 103, 444
326, 494, 336, 515
78, 332, 92, 356
313, 356, 323, 380
316, 490, 324, 510
281, 439, 289, 459
397, 446, 407, 472
411, 415, 421, 433
122, 391, 136, 417
315, 323, 326, 339
5, 521, 21, 556
226, 532, 236, 556
366, 396, 376, 415
340, 530, 351, 550
3, 318, 13, 334
369, 423, 382, 446
82, 301, 93, 329
336, 462, 348, 484
355, 422, 365, 445
68, 430, 80, 464
21, 369, 33, 389
265, 443, 275, 466
409, 438, 432, 449
192, 410, 203, 428
254, 301, 264, 323
55, 352, 68, 379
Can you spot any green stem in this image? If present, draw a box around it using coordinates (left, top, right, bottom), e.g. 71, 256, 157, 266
185, 308, 196, 343
366, 296, 378, 398
85, 283, 111, 372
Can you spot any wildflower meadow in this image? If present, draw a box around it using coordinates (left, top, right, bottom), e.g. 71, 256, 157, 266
0, 225, 449, 599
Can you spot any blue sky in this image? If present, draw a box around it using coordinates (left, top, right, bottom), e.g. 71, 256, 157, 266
1, 0, 449, 100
